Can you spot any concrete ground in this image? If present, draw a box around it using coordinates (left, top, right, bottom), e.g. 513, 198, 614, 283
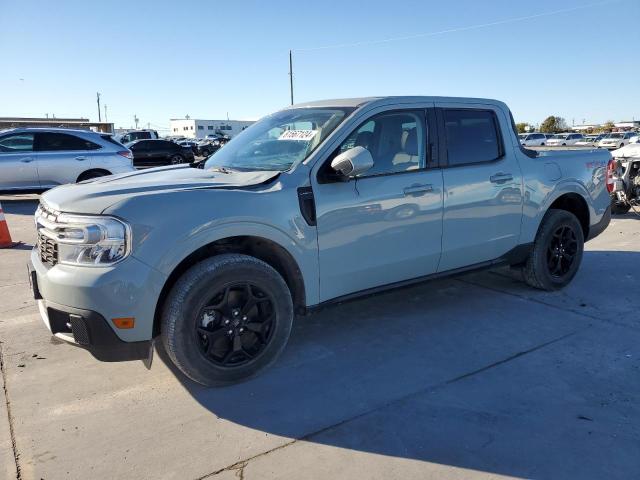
0, 193, 639, 479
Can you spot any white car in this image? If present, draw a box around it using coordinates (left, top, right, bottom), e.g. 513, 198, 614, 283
546, 133, 584, 146
575, 135, 604, 147
519, 132, 547, 147
0, 128, 134, 191
598, 132, 637, 150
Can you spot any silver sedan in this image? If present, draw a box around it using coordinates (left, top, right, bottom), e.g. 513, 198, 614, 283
0, 127, 135, 191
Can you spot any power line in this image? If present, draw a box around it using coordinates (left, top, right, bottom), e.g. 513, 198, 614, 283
294, 0, 625, 52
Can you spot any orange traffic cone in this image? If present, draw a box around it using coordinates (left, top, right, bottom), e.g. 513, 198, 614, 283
0, 202, 20, 248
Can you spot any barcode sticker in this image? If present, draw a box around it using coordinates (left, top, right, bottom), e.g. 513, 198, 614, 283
278, 130, 317, 141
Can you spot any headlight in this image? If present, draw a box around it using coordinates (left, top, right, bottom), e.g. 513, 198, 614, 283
55, 214, 130, 266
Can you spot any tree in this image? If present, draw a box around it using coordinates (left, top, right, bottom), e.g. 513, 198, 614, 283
540, 116, 568, 133
515, 122, 529, 133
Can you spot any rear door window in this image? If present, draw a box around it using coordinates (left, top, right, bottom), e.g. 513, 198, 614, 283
35, 132, 100, 151
443, 109, 502, 166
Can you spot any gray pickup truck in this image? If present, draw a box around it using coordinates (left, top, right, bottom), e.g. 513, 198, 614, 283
29, 96, 612, 386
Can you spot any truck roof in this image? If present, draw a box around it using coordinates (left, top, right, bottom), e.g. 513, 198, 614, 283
291, 96, 508, 110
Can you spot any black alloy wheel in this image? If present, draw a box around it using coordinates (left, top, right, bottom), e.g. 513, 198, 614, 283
195, 283, 275, 367
546, 225, 578, 278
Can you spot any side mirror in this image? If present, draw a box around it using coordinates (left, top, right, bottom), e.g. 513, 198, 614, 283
330, 146, 374, 178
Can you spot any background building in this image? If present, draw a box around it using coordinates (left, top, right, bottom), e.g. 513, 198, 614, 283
0, 117, 114, 133
169, 118, 254, 139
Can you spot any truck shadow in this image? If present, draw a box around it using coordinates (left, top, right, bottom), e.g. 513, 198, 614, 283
157, 250, 640, 479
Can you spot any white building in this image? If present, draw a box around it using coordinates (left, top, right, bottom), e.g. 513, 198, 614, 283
169, 118, 254, 139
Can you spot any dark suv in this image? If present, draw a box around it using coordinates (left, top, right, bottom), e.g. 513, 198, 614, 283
126, 139, 195, 167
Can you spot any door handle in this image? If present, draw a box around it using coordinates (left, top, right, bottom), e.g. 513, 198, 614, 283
403, 184, 433, 196
20, 157, 34, 163
490, 173, 513, 183
75, 156, 87, 161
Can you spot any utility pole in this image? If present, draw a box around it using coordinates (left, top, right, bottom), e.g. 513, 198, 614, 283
289, 50, 294, 105
134, 114, 139, 129
96, 92, 102, 122
104, 105, 108, 123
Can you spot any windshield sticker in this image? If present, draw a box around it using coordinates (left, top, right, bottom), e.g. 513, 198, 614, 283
278, 130, 317, 141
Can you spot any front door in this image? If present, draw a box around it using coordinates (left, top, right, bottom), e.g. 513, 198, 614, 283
0, 132, 39, 189
436, 105, 523, 272
313, 109, 444, 302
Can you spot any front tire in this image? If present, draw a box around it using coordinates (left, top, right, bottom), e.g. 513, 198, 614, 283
161, 254, 294, 386
170, 154, 184, 164
523, 209, 584, 291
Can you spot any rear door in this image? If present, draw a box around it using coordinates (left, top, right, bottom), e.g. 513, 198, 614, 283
34, 132, 99, 186
0, 132, 39, 189
436, 105, 523, 272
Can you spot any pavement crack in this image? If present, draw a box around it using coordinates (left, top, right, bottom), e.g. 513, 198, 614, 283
443, 329, 581, 386
0, 342, 21, 479
197, 329, 582, 479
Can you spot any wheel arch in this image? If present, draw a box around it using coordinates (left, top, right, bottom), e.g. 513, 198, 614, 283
76, 168, 111, 182
546, 192, 590, 238
152, 235, 306, 337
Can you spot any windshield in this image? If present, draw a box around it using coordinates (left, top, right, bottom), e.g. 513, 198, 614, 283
606, 133, 624, 139
204, 107, 353, 172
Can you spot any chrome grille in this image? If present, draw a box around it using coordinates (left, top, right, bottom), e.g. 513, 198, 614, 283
38, 232, 58, 266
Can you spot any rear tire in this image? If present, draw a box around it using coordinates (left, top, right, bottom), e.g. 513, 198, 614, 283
523, 209, 584, 291
170, 154, 184, 164
161, 254, 294, 386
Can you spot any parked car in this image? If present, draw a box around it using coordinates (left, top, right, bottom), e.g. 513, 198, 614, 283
598, 132, 637, 150
608, 143, 640, 214
126, 139, 194, 167
546, 133, 584, 146
0, 128, 134, 191
117, 129, 159, 144
29, 96, 612, 386
575, 134, 605, 147
519, 132, 547, 147
177, 140, 200, 156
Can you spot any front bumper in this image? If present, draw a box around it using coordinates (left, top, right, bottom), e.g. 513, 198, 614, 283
34, 296, 152, 362
29, 248, 166, 361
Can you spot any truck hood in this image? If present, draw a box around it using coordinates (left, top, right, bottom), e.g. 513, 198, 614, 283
41, 164, 280, 214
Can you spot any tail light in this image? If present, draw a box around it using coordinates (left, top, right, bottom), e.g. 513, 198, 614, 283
118, 150, 133, 160
606, 159, 616, 193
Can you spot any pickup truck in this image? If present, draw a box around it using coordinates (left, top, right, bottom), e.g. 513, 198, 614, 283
29, 96, 613, 386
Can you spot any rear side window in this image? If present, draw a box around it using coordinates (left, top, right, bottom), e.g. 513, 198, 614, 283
444, 109, 502, 166
101, 134, 125, 148
131, 132, 151, 141
36, 132, 100, 151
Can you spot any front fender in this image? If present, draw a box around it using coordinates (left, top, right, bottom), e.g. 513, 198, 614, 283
105, 188, 320, 306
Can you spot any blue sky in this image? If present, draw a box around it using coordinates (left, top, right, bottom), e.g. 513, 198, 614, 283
1, 0, 638, 132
